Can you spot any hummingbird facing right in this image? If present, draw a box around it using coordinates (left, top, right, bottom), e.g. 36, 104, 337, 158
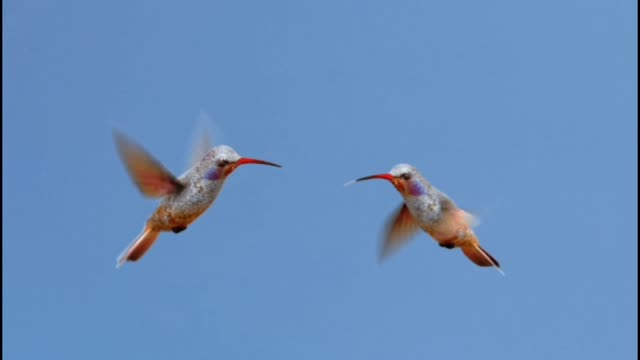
348, 164, 503, 274
114, 130, 281, 268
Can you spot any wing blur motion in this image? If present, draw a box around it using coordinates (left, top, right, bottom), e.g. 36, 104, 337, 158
113, 130, 184, 197
380, 203, 421, 261
190, 128, 212, 167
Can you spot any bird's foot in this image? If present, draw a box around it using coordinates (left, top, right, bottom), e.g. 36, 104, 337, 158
439, 242, 455, 249
172, 226, 187, 233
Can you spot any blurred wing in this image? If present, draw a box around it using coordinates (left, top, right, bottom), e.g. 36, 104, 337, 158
438, 192, 482, 227
113, 130, 184, 198
190, 129, 212, 167
460, 209, 481, 227
379, 203, 421, 261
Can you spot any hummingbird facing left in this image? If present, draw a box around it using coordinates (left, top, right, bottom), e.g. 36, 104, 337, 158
113, 130, 281, 268
348, 164, 503, 274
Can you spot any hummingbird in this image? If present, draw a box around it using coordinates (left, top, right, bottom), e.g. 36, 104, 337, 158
348, 164, 503, 274
113, 130, 281, 268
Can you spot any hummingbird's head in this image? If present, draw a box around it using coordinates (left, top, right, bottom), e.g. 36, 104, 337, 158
351, 163, 428, 196
204, 145, 281, 181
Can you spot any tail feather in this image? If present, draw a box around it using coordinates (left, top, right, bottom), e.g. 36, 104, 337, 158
461, 244, 504, 276
116, 227, 160, 268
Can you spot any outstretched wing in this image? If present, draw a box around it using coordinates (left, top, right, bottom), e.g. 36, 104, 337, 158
113, 130, 184, 197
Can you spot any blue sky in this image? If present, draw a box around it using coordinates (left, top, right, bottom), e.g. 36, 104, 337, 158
3, 0, 637, 359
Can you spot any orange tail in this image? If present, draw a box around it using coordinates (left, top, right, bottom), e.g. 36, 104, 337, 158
461, 243, 502, 273
116, 227, 160, 268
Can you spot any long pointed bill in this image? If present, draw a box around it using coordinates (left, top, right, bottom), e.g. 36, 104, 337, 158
345, 173, 395, 186
236, 157, 282, 168
347, 173, 405, 193
355, 173, 394, 183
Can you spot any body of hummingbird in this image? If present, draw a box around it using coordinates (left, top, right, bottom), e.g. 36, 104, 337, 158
350, 164, 502, 274
114, 130, 281, 268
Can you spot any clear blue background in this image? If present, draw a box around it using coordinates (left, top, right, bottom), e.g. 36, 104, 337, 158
3, 0, 637, 359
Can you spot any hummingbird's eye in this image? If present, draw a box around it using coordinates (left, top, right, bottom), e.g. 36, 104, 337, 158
400, 173, 412, 180
217, 160, 230, 168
